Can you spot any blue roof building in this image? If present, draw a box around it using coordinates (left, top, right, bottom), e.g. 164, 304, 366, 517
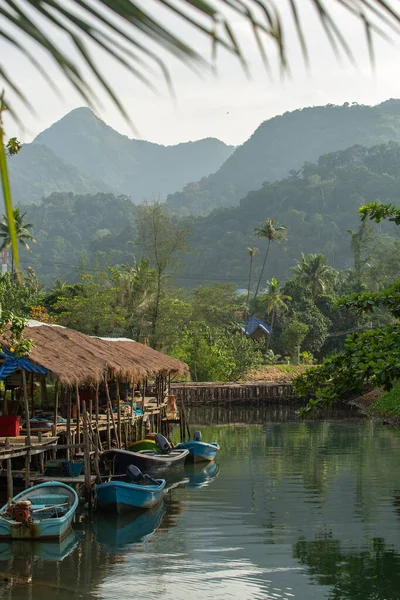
241, 315, 270, 339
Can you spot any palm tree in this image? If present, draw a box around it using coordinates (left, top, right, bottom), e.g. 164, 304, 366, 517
251, 219, 287, 312
264, 278, 291, 350
0, 207, 36, 275
245, 247, 259, 319
0, 2, 397, 274
291, 253, 335, 300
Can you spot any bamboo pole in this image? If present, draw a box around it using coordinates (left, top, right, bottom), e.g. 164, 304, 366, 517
104, 377, 119, 448
21, 370, 31, 445
66, 388, 71, 461
76, 383, 81, 448
30, 373, 34, 420
5, 438, 13, 500
53, 379, 59, 435
116, 377, 121, 448
24, 436, 30, 489
82, 402, 92, 507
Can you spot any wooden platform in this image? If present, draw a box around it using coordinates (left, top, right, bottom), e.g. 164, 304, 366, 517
30, 475, 97, 485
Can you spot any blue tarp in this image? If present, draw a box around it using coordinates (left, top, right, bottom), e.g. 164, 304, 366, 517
241, 315, 270, 337
0, 349, 47, 380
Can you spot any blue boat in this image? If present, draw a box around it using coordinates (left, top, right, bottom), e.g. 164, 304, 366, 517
0, 481, 79, 541
0, 530, 81, 562
95, 466, 166, 513
176, 431, 220, 462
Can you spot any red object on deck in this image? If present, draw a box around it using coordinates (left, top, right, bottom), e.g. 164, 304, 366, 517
0, 416, 21, 437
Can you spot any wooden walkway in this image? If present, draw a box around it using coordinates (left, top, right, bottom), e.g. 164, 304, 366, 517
171, 382, 298, 406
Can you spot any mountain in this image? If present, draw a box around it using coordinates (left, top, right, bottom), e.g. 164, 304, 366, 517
34, 107, 234, 201
165, 99, 400, 216
8, 143, 106, 205
23, 141, 400, 288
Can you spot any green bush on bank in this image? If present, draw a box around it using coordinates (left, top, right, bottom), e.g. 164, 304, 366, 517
370, 383, 400, 417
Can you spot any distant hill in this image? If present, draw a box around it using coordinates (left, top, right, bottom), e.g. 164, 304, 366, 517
24, 142, 400, 288
165, 100, 400, 216
34, 107, 234, 201
8, 144, 106, 205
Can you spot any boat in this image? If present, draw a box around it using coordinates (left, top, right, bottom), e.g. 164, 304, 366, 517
95, 466, 166, 513
128, 439, 157, 452
176, 431, 220, 462
101, 434, 189, 476
0, 481, 79, 541
94, 502, 165, 553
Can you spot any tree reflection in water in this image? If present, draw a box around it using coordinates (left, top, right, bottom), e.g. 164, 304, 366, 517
293, 533, 400, 600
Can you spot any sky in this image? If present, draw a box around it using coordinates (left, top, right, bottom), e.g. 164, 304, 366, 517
2, 1, 400, 147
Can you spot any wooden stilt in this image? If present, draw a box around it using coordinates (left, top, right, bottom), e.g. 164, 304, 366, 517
21, 370, 31, 445
30, 373, 34, 420
105, 377, 119, 448
82, 402, 92, 506
5, 438, 13, 500
53, 379, 59, 435
38, 432, 44, 474
75, 383, 81, 448
66, 388, 71, 460
24, 437, 30, 489
116, 377, 121, 449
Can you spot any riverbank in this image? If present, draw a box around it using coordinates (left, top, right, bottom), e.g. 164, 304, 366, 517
244, 364, 312, 383
350, 385, 400, 427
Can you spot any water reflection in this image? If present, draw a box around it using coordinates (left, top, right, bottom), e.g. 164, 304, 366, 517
1, 407, 400, 600
293, 534, 400, 600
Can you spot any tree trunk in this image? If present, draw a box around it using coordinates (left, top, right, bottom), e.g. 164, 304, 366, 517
266, 307, 275, 351
245, 255, 253, 322
251, 240, 271, 314
150, 269, 162, 348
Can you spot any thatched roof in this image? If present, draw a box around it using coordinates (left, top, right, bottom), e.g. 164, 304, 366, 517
0, 321, 189, 387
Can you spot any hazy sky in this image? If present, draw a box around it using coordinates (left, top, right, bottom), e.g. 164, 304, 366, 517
2, 1, 400, 147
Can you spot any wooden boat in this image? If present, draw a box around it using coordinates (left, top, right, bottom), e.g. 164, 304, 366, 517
94, 502, 165, 552
176, 431, 220, 462
128, 439, 157, 452
101, 434, 189, 476
95, 466, 166, 513
0, 481, 78, 541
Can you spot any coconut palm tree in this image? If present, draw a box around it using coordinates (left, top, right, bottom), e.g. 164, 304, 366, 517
0, 2, 398, 274
245, 247, 259, 319
251, 219, 287, 312
291, 253, 335, 300
264, 278, 291, 350
0, 207, 36, 275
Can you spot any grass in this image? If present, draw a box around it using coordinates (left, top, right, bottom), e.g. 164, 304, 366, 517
369, 383, 400, 417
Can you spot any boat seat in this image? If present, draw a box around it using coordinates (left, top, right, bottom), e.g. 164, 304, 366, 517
28, 494, 69, 506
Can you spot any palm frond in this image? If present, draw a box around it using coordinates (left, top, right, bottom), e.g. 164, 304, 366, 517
1, 1, 400, 119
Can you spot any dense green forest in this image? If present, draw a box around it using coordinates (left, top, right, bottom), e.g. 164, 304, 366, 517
166, 100, 400, 216
23, 141, 400, 289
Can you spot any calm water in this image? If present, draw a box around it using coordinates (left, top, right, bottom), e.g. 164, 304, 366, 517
1, 406, 400, 600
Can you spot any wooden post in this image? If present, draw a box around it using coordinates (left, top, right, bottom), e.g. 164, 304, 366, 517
5, 438, 13, 500
106, 406, 111, 450
116, 377, 122, 449
76, 383, 81, 447
66, 388, 71, 461
24, 436, 30, 489
53, 379, 59, 435
30, 373, 34, 420
82, 402, 92, 507
21, 370, 31, 445
105, 377, 119, 448
38, 432, 44, 474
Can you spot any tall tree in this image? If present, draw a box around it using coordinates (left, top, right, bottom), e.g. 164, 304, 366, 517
264, 277, 291, 350
245, 247, 258, 319
135, 202, 189, 347
251, 219, 287, 312
291, 253, 335, 301
347, 220, 374, 292
0, 207, 36, 275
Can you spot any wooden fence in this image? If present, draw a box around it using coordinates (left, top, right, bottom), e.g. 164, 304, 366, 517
171, 382, 298, 406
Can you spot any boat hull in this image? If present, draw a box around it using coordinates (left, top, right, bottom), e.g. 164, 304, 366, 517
0, 481, 78, 541
176, 441, 220, 462
128, 439, 157, 452
101, 448, 189, 476
95, 480, 166, 513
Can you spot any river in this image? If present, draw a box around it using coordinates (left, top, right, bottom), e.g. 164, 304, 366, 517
1, 406, 400, 600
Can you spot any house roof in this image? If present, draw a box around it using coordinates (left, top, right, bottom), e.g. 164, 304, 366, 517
242, 315, 270, 337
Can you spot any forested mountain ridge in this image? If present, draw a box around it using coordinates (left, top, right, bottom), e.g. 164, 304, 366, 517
20, 141, 400, 289
8, 143, 107, 204
34, 107, 234, 201
165, 99, 400, 216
